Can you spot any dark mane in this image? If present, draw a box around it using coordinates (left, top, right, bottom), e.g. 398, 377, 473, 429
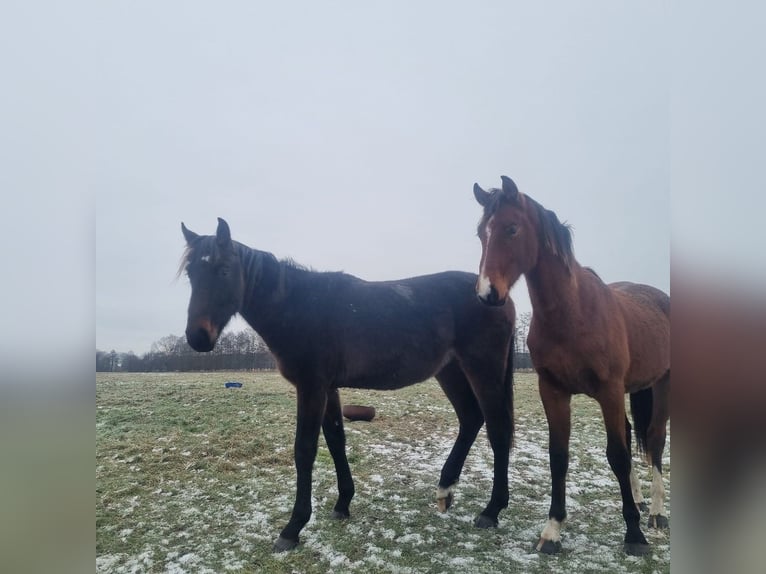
479, 188, 575, 271
178, 236, 345, 299
176, 235, 214, 278
281, 256, 315, 273
585, 266, 602, 280
528, 196, 574, 271
176, 245, 193, 279
178, 235, 314, 275
476, 187, 507, 231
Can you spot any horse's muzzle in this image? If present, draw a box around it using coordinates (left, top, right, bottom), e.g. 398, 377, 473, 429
477, 285, 507, 307
186, 321, 218, 352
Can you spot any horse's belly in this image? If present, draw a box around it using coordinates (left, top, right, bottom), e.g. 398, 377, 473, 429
341, 349, 452, 391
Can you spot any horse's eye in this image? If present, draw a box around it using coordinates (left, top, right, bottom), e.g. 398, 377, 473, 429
506, 225, 518, 237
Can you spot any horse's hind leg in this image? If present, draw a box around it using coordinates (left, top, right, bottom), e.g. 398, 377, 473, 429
435, 362, 485, 512
322, 388, 355, 520
462, 361, 513, 529
647, 372, 670, 529
626, 416, 648, 512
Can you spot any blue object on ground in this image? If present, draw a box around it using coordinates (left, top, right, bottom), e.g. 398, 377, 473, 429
225, 381, 243, 388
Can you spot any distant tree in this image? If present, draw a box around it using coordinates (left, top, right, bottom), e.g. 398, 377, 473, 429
516, 311, 532, 354
108, 350, 119, 371
120, 351, 143, 372
514, 312, 533, 370
97, 328, 277, 373
151, 334, 184, 356
96, 350, 112, 372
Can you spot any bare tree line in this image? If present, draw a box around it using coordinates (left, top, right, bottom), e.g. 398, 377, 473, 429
97, 313, 533, 373
515, 311, 533, 370
96, 329, 276, 372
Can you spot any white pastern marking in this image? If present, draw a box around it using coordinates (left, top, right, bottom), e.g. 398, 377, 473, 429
201, 255, 211, 262
650, 465, 665, 515
630, 465, 644, 504
477, 274, 493, 298
540, 518, 562, 542
436, 484, 456, 500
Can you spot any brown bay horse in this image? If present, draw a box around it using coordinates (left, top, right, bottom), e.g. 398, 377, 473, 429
179, 218, 516, 552
473, 176, 669, 556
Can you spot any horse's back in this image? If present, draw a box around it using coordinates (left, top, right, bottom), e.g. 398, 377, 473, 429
332, 270, 513, 389
610, 281, 670, 388
391, 270, 477, 293
610, 282, 669, 318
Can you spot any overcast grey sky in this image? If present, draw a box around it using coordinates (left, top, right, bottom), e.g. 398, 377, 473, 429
91, 1, 670, 355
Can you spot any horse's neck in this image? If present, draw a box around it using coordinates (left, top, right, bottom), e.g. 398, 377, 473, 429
525, 252, 583, 328
236, 244, 292, 332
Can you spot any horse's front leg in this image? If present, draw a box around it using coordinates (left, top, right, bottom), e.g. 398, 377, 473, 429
322, 388, 355, 519
536, 375, 571, 554
273, 386, 327, 552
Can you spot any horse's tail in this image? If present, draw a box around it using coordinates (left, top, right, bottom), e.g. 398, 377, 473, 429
629, 387, 653, 456
505, 333, 516, 449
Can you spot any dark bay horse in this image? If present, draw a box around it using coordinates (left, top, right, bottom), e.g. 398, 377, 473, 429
179, 218, 516, 552
473, 176, 670, 556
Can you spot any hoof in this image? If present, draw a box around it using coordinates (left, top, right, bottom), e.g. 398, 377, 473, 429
474, 514, 498, 529
637, 501, 649, 513
623, 541, 651, 556
273, 536, 299, 553
536, 539, 562, 554
331, 509, 350, 520
436, 492, 454, 513
648, 514, 669, 529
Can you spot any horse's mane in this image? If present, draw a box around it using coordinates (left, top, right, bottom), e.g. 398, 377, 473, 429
176, 244, 194, 279
281, 257, 313, 273
481, 188, 575, 271
177, 235, 323, 279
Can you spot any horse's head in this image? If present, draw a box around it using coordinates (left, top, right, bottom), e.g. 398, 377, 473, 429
179, 218, 244, 352
473, 175, 539, 306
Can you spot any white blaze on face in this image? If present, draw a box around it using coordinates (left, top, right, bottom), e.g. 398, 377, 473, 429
650, 465, 665, 515
477, 274, 493, 299
201, 255, 211, 262
477, 215, 494, 298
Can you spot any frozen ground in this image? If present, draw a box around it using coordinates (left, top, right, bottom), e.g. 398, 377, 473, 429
97, 372, 670, 573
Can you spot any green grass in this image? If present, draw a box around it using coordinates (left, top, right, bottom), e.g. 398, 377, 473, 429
97, 372, 670, 573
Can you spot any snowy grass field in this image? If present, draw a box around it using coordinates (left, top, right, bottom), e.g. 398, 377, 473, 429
97, 371, 670, 573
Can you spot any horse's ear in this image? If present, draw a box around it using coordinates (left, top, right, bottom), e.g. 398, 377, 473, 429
181, 222, 199, 244
500, 175, 519, 201
473, 183, 490, 206
216, 217, 232, 249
